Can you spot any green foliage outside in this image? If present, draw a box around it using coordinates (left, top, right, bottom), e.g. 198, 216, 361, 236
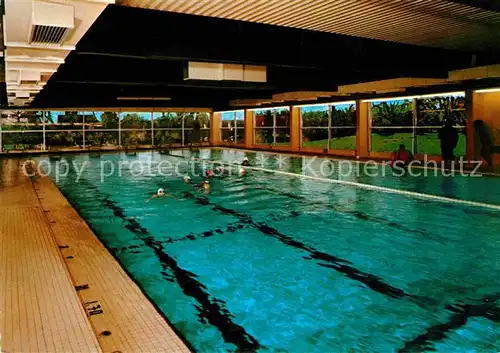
120, 113, 149, 146
417, 96, 466, 126
369, 96, 467, 155
371, 100, 413, 128
302, 105, 356, 146
303, 132, 466, 156
87, 112, 119, 147
1, 111, 211, 150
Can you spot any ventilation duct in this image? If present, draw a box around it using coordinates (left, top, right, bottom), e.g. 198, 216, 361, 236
185, 62, 266, 82
6, 70, 20, 84
20, 71, 41, 85
15, 91, 31, 99
29, 1, 74, 46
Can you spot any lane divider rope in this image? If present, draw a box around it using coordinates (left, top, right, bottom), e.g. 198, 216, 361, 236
181, 156, 500, 212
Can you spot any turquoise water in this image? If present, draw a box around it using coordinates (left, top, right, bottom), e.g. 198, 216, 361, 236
41, 149, 500, 352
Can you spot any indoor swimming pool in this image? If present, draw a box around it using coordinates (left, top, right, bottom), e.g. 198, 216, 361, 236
41, 148, 500, 352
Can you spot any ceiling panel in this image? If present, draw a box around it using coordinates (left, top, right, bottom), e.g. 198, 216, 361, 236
120, 0, 500, 51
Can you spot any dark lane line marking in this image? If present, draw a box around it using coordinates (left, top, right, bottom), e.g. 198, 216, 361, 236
103, 198, 261, 352
399, 293, 500, 352
112, 222, 248, 253
165, 222, 246, 244
161, 210, 301, 245
56, 161, 499, 351
69, 177, 261, 352
166, 154, 432, 237
180, 190, 429, 304
252, 184, 431, 238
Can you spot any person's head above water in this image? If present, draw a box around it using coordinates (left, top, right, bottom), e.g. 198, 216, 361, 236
215, 166, 222, 174
157, 188, 165, 196
206, 169, 214, 177
242, 157, 250, 166
183, 175, 191, 184
239, 168, 246, 176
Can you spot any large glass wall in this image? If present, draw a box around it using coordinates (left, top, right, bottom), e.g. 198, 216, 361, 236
120, 112, 152, 147
331, 102, 356, 150
46, 111, 84, 150
301, 105, 329, 149
416, 94, 466, 156
300, 102, 356, 150
0, 110, 210, 152
1, 111, 44, 152
198, 112, 211, 143
221, 111, 245, 144
184, 112, 211, 145
254, 107, 290, 146
153, 112, 183, 146
85, 112, 119, 148
370, 99, 414, 153
369, 93, 466, 156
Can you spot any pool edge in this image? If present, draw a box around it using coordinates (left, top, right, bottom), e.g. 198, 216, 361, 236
32, 162, 195, 353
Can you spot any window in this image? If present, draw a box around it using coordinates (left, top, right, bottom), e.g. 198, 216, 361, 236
197, 112, 211, 143
301, 102, 356, 151
254, 107, 290, 146
331, 103, 356, 150
416, 94, 466, 156
221, 111, 245, 144
1, 111, 44, 152
120, 112, 152, 147
369, 93, 467, 156
85, 112, 119, 148
370, 99, 413, 153
46, 111, 84, 151
153, 112, 183, 146
0, 110, 209, 152
301, 105, 329, 149
154, 112, 209, 146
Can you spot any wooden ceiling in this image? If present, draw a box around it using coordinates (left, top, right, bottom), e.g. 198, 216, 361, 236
119, 0, 500, 51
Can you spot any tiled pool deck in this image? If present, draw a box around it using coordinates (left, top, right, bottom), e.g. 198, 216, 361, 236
0, 158, 190, 353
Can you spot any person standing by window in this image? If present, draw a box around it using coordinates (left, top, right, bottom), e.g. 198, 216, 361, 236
191, 116, 201, 145
474, 120, 493, 166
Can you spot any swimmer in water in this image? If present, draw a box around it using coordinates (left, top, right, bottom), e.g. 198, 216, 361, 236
238, 167, 246, 177
242, 157, 250, 166
183, 175, 192, 184
192, 179, 210, 193
202, 180, 210, 193
146, 188, 169, 202
205, 169, 214, 178
215, 166, 223, 174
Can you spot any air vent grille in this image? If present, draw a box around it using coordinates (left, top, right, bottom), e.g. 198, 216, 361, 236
30, 24, 71, 45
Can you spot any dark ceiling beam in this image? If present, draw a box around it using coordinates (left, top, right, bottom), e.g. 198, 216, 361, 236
76, 5, 471, 71
32, 4, 479, 108
446, 0, 500, 12
73, 51, 327, 70
53, 80, 274, 90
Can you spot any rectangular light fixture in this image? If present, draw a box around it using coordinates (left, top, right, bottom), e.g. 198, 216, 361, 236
475, 88, 500, 93
185, 62, 267, 83
295, 100, 356, 108
214, 109, 245, 114
117, 97, 171, 101
248, 105, 290, 112
362, 91, 465, 103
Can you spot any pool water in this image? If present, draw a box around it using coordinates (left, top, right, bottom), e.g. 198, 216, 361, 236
41, 149, 500, 352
